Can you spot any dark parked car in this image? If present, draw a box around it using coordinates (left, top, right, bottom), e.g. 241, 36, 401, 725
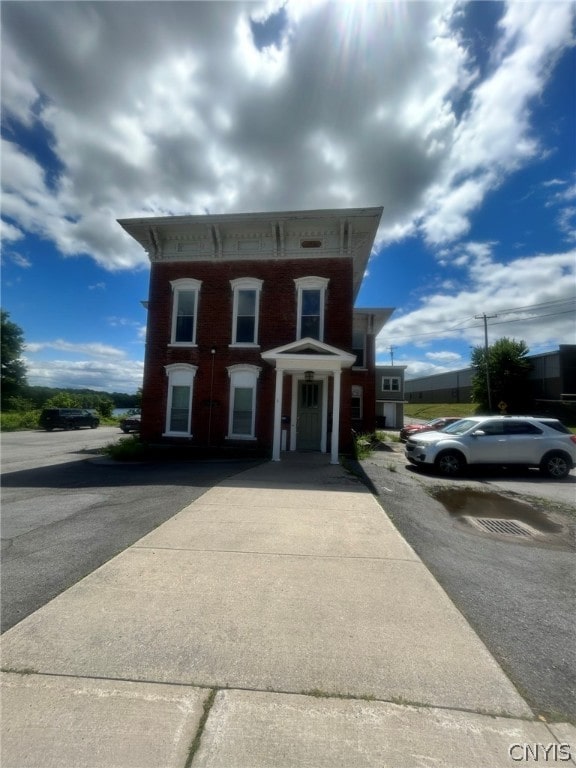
119, 412, 141, 433
400, 417, 463, 442
39, 408, 100, 431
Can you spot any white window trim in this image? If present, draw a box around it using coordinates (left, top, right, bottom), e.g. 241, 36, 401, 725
164, 363, 197, 437
229, 277, 263, 347
351, 384, 363, 419
382, 376, 401, 392
294, 276, 329, 341
169, 278, 202, 347
226, 364, 261, 440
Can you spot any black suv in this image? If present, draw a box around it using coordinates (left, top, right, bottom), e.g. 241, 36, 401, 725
39, 408, 100, 431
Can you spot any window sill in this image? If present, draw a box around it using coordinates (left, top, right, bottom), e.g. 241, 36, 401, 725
225, 435, 257, 441
352, 366, 368, 371
162, 432, 193, 438
168, 343, 198, 348
229, 343, 260, 349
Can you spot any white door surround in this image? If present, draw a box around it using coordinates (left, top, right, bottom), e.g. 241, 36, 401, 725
261, 338, 356, 464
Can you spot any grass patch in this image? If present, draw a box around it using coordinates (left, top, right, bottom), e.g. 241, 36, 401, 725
376, 430, 401, 443
403, 403, 478, 421
301, 688, 376, 702
1, 666, 38, 675
403, 402, 576, 431
353, 432, 378, 459
102, 435, 151, 462
184, 688, 217, 768
0, 410, 41, 431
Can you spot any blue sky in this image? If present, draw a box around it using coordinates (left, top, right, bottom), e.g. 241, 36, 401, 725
1, 1, 574, 393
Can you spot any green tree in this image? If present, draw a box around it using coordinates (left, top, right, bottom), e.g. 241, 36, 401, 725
1, 310, 28, 410
44, 392, 83, 408
94, 396, 114, 418
471, 338, 532, 413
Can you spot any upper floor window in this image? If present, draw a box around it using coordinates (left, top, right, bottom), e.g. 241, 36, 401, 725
352, 330, 366, 368
295, 276, 329, 341
382, 377, 400, 392
230, 278, 263, 346
170, 279, 201, 346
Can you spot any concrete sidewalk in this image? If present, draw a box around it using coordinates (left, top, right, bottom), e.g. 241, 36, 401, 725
2, 455, 574, 767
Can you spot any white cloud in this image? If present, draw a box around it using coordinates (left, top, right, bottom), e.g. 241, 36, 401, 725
24, 357, 144, 393
1, 1, 573, 386
377, 245, 576, 358
0, 216, 24, 243
25, 340, 126, 358
22, 338, 143, 391
426, 351, 462, 362
2, 1, 571, 268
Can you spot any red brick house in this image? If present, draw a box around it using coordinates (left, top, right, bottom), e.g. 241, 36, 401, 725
118, 207, 392, 462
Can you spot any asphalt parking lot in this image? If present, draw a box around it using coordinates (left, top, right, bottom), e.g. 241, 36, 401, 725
357, 437, 576, 722
1, 429, 261, 632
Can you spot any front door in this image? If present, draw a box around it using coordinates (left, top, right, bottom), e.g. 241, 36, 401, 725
297, 381, 322, 451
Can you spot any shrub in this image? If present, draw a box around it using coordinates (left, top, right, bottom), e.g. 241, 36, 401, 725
353, 432, 376, 460
376, 430, 401, 443
0, 410, 41, 431
102, 436, 149, 462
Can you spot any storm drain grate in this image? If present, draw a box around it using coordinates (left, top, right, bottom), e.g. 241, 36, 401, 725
471, 518, 533, 537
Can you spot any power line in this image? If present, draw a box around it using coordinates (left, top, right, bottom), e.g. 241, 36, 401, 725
493, 296, 576, 315
381, 300, 576, 342
488, 308, 576, 327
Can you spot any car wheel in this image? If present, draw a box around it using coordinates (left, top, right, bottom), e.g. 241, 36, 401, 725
435, 450, 465, 476
122, 427, 130, 433
540, 452, 571, 479
91, 423, 98, 429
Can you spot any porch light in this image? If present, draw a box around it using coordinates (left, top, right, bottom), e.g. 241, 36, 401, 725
304, 370, 314, 381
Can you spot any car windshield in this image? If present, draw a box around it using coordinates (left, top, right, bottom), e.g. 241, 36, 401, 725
441, 419, 478, 435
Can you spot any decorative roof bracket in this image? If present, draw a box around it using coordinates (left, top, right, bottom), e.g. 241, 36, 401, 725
211, 224, 222, 258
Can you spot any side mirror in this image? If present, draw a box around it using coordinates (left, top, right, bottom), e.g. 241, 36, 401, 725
471, 429, 486, 437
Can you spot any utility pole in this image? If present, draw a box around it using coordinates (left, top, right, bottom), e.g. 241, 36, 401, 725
475, 313, 497, 411
389, 345, 396, 366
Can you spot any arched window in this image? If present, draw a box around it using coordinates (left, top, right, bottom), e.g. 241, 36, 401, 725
294, 276, 329, 341
169, 279, 202, 346
164, 364, 197, 435
230, 277, 263, 346
226, 364, 261, 439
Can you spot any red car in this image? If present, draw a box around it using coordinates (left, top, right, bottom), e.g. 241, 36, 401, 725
400, 417, 463, 442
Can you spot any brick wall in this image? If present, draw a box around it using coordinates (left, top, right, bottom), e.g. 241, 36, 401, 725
141, 256, 364, 453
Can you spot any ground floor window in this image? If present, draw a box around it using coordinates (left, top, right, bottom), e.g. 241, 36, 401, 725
227, 364, 261, 439
164, 364, 197, 436
351, 384, 363, 420
232, 387, 253, 434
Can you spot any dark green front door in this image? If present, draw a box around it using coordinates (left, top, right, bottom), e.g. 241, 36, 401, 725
297, 381, 322, 451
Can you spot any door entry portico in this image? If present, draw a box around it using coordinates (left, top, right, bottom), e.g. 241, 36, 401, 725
297, 381, 322, 450
261, 337, 356, 463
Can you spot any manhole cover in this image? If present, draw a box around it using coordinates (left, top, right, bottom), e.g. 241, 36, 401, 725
470, 518, 533, 537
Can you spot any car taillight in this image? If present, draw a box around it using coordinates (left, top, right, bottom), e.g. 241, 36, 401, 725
570, 435, 576, 444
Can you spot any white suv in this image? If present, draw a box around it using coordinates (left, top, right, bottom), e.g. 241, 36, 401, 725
404, 416, 576, 478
